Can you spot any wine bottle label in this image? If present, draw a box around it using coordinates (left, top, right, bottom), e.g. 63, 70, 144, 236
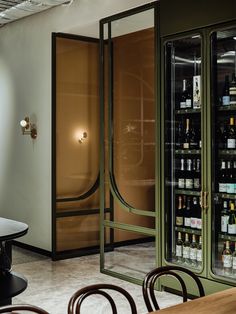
228, 224, 236, 234
227, 139, 236, 149
178, 178, 185, 189
180, 101, 186, 108
184, 217, 191, 227
176, 216, 183, 226
221, 216, 229, 233
193, 75, 201, 108
232, 257, 236, 269
222, 96, 230, 106
223, 255, 232, 268
185, 179, 193, 189
197, 249, 202, 262
190, 217, 197, 229
227, 184, 235, 194
183, 246, 190, 258
183, 143, 189, 149
176, 245, 182, 257
219, 183, 227, 193
194, 178, 200, 189
185, 99, 192, 108
196, 218, 202, 230
190, 248, 197, 260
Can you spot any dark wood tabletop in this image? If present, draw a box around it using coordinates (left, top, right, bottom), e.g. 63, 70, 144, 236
0, 217, 28, 242
149, 287, 236, 314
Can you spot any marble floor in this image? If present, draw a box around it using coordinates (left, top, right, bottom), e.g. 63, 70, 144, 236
11, 246, 182, 314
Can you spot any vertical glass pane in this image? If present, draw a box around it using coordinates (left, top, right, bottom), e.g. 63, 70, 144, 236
104, 227, 155, 280
111, 9, 155, 212
211, 27, 236, 279
164, 35, 203, 271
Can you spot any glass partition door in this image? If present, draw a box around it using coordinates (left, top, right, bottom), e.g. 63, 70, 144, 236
164, 35, 203, 272
100, 3, 158, 283
211, 27, 236, 280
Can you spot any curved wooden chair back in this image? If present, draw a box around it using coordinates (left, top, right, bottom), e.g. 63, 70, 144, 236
0, 304, 49, 313
142, 265, 205, 312
68, 283, 137, 314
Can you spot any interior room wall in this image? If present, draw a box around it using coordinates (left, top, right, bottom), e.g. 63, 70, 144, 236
0, 0, 153, 251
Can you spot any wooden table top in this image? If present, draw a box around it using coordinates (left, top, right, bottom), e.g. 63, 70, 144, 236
149, 287, 236, 314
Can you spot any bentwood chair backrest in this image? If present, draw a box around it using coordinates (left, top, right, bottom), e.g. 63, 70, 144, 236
0, 304, 49, 313
68, 283, 138, 314
142, 265, 205, 312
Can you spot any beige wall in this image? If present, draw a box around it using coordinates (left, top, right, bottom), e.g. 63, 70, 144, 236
0, 0, 154, 251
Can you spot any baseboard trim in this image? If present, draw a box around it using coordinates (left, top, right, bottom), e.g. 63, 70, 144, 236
12, 240, 52, 258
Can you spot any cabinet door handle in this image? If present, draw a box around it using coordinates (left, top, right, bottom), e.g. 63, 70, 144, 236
200, 191, 204, 209
204, 191, 209, 210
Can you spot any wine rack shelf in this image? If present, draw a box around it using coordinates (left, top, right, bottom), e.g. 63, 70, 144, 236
175, 149, 201, 155
175, 108, 201, 115
217, 104, 236, 112
175, 189, 200, 196
215, 193, 236, 200
219, 233, 236, 242
218, 149, 236, 156
175, 226, 202, 235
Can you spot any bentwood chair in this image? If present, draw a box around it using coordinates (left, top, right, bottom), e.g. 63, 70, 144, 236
0, 304, 49, 313
142, 265, 205, 312
68, 283, 137, 314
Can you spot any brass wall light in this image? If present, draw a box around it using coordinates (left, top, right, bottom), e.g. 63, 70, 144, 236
20, 117, 37, 139
78, 131, 87, 144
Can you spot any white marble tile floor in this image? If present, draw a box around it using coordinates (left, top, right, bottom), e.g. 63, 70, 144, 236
11, 246, 182, 314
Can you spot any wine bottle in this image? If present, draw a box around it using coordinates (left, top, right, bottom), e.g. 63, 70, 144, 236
180, 158, 185, 171
232, 242, 236, 276
222, 75, 230, 106
193, 75, 201, 109
190, 234, 197, 267
190, 121, 199, 149
190, 197, 198, 229
226, 160, 234, 194
183, 233, 190, 265
196, 236, 202, 268
195, 197, 202, 230
222, 240, 232, 276
229, 73, 236, 105
183, 119, 191, 149
180, 79, 192, 109
228, 202, 236, 235
227, 117, 236, 149
176, 196, 183, 226
176, 121, 184, 148
221, 123, 228, 149
176, 232, 183, 263
184, 196, 191, 227
219, 160, 227, 193
221, 200, 229, 233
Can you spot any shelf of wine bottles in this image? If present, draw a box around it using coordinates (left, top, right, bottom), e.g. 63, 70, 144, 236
175, 226, 201, 236
175, 108, 201, 115
173, 231, 202, 269
175, 149, 201, 155
216, 193, 236, 200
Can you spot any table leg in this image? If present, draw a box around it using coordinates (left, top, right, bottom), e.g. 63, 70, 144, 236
0, 241, 11, 274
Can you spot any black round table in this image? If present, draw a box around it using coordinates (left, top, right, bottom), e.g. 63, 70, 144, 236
0, 217, 28, 306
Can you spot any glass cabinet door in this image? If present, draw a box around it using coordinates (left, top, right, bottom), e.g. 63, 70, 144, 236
211, 27, 236, 280
164, 35, 203, 271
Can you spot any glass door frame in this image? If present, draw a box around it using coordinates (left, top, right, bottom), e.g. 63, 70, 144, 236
160, 28, 208, 279
207, 20, 236, 285
99, 1, 160, 284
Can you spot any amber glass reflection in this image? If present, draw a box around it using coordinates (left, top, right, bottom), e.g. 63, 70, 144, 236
112, 27, 155, 212
56, 37, 100, 211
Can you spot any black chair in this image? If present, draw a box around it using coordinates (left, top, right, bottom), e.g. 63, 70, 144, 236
67, 283, 137, 314
0, 304, 49, 313
142, 265, 205, 312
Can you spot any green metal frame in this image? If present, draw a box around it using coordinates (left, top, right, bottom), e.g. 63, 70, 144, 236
99, 1, 160, 285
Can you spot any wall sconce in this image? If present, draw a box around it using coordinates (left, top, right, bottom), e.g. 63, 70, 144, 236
78, 131, 87, 144
20, 117, 37, 139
